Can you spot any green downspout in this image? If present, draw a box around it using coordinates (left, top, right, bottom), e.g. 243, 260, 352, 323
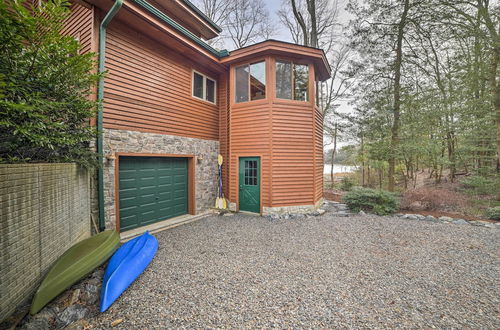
97, 0, 123, 232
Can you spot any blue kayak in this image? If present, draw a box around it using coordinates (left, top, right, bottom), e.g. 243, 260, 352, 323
100, 231, 158, 312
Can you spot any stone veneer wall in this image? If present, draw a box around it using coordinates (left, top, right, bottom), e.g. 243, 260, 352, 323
262, 198, 324, 215
0, 164, 91, 321
102, 129, 219, 230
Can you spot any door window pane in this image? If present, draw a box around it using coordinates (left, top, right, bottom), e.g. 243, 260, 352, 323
276, 61, 292, 99
250, 61, 266, 100
206, 78, 215, 103
244, 160, 257, 186
294, 64, 309, 101
235, 65, 249, 103
193, 72, 203, 99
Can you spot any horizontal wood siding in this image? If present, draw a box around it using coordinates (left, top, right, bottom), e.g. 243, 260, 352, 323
229, 102, 271, 208
62, 2, 93, 55
271, 102, 315, 206
219, 73, 230, 198
103, 22, 219, 140
314, 106, 324, 203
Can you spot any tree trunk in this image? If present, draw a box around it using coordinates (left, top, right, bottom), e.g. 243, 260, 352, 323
291, 0, 309, 46
360, 133, 365, 186
330, 122, 338, 186
388, 0, 410, 192
307, 0, 318, 48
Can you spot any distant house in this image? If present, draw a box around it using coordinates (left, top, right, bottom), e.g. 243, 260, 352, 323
64, 0, 330, 232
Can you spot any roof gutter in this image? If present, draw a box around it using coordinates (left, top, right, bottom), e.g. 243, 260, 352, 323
97, 0, 123, 232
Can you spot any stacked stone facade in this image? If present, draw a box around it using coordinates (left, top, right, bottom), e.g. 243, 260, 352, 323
102, 128, 219, 230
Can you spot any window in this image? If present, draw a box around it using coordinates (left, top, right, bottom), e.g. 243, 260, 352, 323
235, 61, 266, 103
192, 71, 216, 103
244, 160, 258, 186
275, 60, 309, 101
276, 61, 292, 99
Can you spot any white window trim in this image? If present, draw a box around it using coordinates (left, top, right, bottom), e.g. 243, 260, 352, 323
192, 70, 217, 105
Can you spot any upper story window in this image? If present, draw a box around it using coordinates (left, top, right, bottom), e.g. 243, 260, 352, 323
192, 71, 216, 104
235, 61, 266, 103
275, 60, 309, 102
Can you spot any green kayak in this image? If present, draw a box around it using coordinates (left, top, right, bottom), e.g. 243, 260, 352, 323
30, 230, 120, 315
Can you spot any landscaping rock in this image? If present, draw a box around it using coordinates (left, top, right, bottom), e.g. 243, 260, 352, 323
265, 214, 280, 222
317, 209, 326, 215
452, 219, 469, 225
65, 319, 90, 330
469, 221, 486, 227
403, 214, 419, 220
439, 216, 454, 222
68, 289, 80, 306
482, 222, 496, 229
424, 215, 436, 222
56, 304, 89, 329
80, 283, 99, 305
21, 306, 58, 330
21, 317, 51, 330
358, 210, 366, 215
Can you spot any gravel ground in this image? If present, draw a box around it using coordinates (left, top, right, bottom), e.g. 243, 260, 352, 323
89, 212, 499, 328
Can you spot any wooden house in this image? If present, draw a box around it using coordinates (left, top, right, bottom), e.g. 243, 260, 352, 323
64, 0, 331, 232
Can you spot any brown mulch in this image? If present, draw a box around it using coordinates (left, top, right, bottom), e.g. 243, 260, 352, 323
324, 190, 343, 202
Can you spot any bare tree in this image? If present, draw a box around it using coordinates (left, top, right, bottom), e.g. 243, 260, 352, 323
387, 0, 410, 192
192, 0, 276, 49
278, 0, 339, 53
190, 0, 232, 47
224, 0, 276, 49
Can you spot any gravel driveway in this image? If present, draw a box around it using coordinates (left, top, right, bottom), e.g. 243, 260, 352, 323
89, 212, 499, 328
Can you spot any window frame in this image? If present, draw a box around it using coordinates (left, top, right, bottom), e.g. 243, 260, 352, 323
233, 59, 268, 104
275, 59, 311, 103
192, 70, 217, 105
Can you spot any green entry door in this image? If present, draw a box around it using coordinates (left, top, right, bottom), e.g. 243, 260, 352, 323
119, 156, 188, 232
239, 157, 260, 213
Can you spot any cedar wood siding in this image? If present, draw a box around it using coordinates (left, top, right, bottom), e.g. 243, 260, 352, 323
219, 73, 230, 198
228, 59, 323, 209
229, 100, 271, 209
314, 106, 324, 203
102, 21, 220, 141
271, 101, 315, 206
61, 2, 94, 55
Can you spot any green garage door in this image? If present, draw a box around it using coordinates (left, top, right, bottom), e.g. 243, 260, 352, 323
118, 156, 188, 232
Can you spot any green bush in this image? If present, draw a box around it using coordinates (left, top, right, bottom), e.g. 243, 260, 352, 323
0, 0, 100, 166
485, 207, 500, 220
462, 176, 498, 195
340, 176, 355, 191
342, 187, 399, 215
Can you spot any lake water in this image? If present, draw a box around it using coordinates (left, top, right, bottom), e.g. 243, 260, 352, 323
323, 164, 357, 174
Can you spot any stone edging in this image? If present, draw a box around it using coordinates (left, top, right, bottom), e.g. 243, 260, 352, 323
393, 213, 499, 229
